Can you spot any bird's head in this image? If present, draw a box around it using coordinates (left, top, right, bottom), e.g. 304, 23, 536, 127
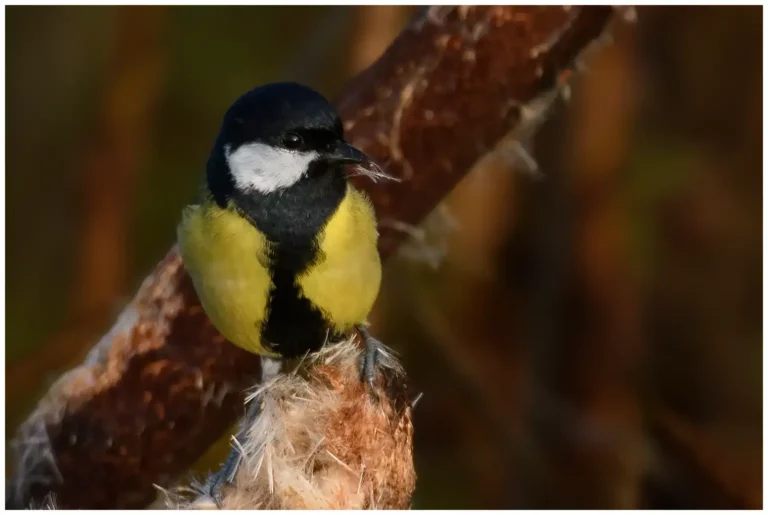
206, 82, 370, 204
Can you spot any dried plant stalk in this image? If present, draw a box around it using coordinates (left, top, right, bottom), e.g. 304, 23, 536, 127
167, 339, 415, 510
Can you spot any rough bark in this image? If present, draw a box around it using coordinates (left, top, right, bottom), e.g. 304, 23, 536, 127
8, 6, 614, 509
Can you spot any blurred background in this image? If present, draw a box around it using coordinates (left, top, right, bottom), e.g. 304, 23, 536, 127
6, 6, 762, 509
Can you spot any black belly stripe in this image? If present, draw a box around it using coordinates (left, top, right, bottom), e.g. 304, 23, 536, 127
261, 264, 330, 358
229, 162, 348, 358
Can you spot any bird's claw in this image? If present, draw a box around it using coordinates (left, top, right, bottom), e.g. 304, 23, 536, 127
357, 325, 386, 394
206, 437, 242, 508
206, 355, 277, 508
207, 473, 227, 509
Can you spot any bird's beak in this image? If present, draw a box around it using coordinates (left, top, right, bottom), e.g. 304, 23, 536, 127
325, 140, 368, 165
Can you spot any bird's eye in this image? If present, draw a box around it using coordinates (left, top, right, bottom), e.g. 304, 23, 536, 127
283, 133, 303, 150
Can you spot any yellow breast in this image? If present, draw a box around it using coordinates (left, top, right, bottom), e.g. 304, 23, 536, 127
177, 187, 381, 357
298, 187, 382, 332
178, 200, 274, 355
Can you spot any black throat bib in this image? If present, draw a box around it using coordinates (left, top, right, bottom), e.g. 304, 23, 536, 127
229, 161, 348, 358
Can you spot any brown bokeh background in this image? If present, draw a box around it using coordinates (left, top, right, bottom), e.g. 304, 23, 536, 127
6, 6, 762, 508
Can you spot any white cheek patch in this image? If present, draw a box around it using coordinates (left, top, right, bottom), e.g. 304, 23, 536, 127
225, 142, 318, 193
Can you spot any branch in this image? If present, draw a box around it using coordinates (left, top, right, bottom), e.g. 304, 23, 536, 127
8, 6, 614, 509
339, 6, 613, 256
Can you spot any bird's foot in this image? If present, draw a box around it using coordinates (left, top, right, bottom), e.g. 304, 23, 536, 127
206, 356, 279, 508
356, 324, 387, 392
206, 443, 241, 508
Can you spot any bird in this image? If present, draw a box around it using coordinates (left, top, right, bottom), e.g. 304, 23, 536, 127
177, 82, 387, 501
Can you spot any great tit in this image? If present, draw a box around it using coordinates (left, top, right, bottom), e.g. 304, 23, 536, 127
177, 82, 386, 500
179, 81, 383, 363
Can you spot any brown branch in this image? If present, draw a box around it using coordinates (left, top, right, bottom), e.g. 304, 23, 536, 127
340, 6, 613, 256
8, 6, 614, 509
